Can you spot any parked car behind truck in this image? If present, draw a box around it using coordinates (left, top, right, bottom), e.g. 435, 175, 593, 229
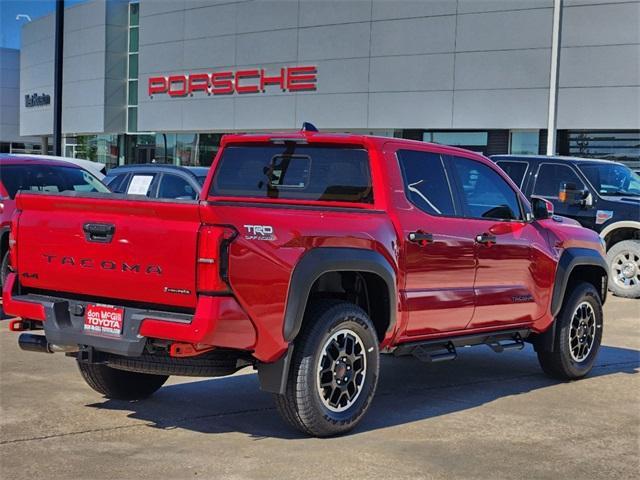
4, 130, 608, 437
0, 155, 110, 287
492, 155, 640, 298
103, 164, 208, 200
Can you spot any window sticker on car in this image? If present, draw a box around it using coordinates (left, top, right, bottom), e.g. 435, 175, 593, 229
127, 175, 154, 195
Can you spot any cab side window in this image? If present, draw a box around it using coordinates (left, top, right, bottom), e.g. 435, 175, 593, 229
533, 164, 585, 198
397, 150, 456, 216
450, 156, 523, 221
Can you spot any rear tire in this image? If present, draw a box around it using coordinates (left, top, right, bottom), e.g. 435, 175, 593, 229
274, 301, 379, 437
537, 282, 603, 380
77, 361, 168, 400
607, 240, 640, 298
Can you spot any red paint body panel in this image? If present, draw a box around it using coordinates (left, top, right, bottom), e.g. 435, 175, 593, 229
2, 273, 46, 321
140, 295, 256, 350
4, 133, 606, 364
14, 194, 200, 309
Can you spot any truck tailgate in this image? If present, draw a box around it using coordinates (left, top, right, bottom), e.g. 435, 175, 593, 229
15, 192, 200, 309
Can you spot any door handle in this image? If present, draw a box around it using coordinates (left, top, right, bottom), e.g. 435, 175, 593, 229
83, 223, 115, 243
475, 233, 497, 246
408, 231, 434, 245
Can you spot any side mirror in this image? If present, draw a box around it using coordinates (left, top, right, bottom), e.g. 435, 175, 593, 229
559, 182, 592, 207
531, 196, 554, 220
558, 182, 580, 204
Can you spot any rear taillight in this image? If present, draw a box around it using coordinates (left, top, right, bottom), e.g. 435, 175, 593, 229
8, 210, 19, 271
196, 225, 236, 294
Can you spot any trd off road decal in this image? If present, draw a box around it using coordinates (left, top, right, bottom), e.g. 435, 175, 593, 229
244, 225, 275, 241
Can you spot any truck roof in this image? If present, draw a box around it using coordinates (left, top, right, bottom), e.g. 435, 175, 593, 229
221, 131, 488, 159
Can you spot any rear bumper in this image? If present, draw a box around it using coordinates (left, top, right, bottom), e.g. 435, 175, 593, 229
3, 273, 257, 357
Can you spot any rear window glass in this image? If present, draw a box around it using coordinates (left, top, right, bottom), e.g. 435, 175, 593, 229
210, 145, 373, 203
0, 164, 109, 198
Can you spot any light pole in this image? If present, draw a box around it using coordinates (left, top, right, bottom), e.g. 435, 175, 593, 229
53, 0, 64, 156
546, 0, 563, 155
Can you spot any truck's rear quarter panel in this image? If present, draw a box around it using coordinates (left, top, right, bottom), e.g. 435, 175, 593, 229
200, 204, 399, 358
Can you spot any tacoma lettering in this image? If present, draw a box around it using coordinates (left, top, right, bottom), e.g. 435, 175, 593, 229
43, 254, 161, 275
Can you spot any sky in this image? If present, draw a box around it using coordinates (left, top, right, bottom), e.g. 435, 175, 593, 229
1, 0, 87, 50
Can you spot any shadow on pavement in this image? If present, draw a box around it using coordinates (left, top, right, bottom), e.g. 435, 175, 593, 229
87, 344, 639, 439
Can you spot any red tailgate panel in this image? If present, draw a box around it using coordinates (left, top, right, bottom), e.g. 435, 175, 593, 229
16, 194, 200, 309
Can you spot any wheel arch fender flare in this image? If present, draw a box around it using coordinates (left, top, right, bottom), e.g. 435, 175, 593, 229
550, 247, 608, 318
282, 247, 397, 342
257, 247, 397, 395
599, 221, 640, 240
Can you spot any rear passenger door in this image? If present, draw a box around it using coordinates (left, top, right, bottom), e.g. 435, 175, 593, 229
391, 147, 476, 336
447, 155, 551, 329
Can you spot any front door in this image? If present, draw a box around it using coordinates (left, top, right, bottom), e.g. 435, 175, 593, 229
391, 147, 476, 337
447, 155, 552, 329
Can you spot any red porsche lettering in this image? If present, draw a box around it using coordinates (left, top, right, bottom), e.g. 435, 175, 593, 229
148, 66, 317, 97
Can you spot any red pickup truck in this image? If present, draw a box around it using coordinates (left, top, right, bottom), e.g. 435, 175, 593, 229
3, 128, 608, 436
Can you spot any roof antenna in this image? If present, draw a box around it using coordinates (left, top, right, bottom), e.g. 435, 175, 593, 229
301, 122, 318, 132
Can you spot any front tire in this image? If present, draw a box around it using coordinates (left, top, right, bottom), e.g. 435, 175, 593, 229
537, 282, 603, 380
275, 301, 380, 437
77, 361, 168, 400
607, 239, 640, 298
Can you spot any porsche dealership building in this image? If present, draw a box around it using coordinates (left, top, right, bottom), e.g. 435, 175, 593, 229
17, 0, 640, 168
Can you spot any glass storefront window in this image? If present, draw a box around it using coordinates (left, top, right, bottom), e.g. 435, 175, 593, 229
156, 133, 176, 163
198, 134, 223, 166
510, 130, 539, 155
64, 135, 119, 169
119, 134, 223, 167
568, 131, 640, 164
176, 134, 198, 166
426, 132, 488, 146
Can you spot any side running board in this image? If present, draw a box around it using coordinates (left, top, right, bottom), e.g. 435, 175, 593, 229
393, 329, 529, 363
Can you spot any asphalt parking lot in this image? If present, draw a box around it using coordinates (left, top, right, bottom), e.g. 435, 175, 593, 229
1, 296, 638, 480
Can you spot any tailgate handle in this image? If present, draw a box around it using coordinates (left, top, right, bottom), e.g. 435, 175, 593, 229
83, 223, 115, 243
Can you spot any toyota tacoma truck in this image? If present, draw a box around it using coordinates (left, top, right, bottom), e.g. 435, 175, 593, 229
4, 127, 608, 437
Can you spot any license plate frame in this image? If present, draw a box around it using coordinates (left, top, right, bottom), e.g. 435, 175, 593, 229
83, 304, 125, 336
